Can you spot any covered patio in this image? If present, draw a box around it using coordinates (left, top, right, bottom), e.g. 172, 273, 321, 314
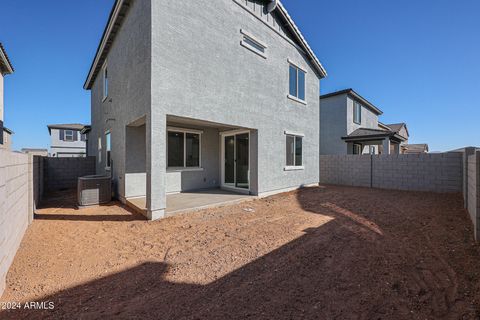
342, 128, 407, 155
123, 115, 259, 219
126, 189, 255, 217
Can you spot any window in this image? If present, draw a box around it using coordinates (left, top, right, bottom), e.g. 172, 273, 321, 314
167, 129, 201, 169
285, 134, 303, 168
64, 130, 75, 141
103, 64, 108, 101
353, 143, 362, 155
98, 137, 102, 163
81, 133, 87, 141
288, 63, 306, 102
105, 132, 111, 169
354, 102, 362, 124
240, 29, 267, 58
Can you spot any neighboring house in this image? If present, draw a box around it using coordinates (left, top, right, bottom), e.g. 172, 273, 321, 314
402, 144, 429, 154
1, 127, 13, 150
0, 43, 14, 148
320, 89, 409, 155
47, 124, 88, 157
21, 148, 49, 157
84, 0, 327, 220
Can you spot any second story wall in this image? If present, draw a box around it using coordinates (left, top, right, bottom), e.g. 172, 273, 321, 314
320, 94, 348, 155
50, 128, 86, 149
346, 96, 379, 134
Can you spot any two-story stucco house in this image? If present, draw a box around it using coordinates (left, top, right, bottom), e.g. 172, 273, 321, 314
47, 124, 88, 157
84, 0, 327, 220
320, 89, 410, 155
0, 43, 14, 150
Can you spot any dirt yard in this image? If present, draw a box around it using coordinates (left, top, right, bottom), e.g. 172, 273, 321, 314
1, 186, 480, 319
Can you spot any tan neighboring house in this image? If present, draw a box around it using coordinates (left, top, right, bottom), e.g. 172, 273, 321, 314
403, 143, 429, 154
0, 43, 14, 150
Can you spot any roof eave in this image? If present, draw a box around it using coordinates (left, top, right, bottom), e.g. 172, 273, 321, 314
0, 44, 14, 75
277, 2, 327, 78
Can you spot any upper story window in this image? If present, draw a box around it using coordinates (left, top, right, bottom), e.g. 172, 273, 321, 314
288, 61, 306, 103
103, 63, 108, 101
240, 29, 267, 58
354, 102, 362, 124
167, 128, 202, 169
285, 132, 303, 169
98, 137, 102, 163
64, 130, 75, 142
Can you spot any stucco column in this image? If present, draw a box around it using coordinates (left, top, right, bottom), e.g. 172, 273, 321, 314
382, 138, 391, 155
146, 112, 166, 220
464, 147, 476, 209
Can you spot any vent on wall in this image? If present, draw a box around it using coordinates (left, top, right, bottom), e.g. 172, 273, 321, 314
240, 29, 267, 59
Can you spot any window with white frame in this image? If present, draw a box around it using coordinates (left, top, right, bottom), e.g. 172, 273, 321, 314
103, 64, 108, 101
289, 63, 306, 102
285, 133, 303, 168
105, 131, 111, 169
353, 102, 362, 124
64, 130, 75, 141
353, 143, 362, 155
240, 29, 267, 58
167, 129, 201, 169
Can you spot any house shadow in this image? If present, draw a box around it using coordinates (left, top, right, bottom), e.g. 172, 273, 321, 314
2, 186, 474, 319
35, 189, 146, 222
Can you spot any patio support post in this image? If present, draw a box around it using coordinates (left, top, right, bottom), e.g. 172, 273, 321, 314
393, 143, 400, 154
146, 113, 166, 220
382, 138, 391, 155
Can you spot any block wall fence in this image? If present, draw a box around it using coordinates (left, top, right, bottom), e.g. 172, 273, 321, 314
320, 150, 480, 240
0, 154, 96, 297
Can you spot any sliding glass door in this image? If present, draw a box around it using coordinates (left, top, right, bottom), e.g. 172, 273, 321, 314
222, 132, 249, 190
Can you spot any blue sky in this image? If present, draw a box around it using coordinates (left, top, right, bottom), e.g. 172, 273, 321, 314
1, 0, 479, 152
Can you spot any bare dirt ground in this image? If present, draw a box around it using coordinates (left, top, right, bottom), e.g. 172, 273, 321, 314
1, 186, 480, 319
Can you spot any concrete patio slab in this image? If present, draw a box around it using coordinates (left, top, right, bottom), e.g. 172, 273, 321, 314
126, 189, 256, 217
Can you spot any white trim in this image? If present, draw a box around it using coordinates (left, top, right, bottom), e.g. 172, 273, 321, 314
102, 62, 108, 102
240, 41, 268, 59
167, 126, 204, 134
167, 128, 202, 169
284, 130, 305, 137
167, 167, 204, 173
0, 46, 14, 74
240, 29, 267, 48
284, 166, 304, 171
287, 58, 307, 73
287, 94, 307, 105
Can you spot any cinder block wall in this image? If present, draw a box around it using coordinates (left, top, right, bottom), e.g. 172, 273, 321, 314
319, 155, 371, 187
467, 152, 480, 239
0, 150, 30, 296
372, 153, 463, 193
44, 157, 96, 192
319, 153, 463, 193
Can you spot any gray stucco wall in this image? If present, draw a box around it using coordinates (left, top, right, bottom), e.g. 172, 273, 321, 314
320, 94, 347, 155
320, 93, 380, 155
320, 153, 463, 193
346, 96, 379, 134
149, 0, 321, 208
87, 0, 322, 217
88, 0, 152, 201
